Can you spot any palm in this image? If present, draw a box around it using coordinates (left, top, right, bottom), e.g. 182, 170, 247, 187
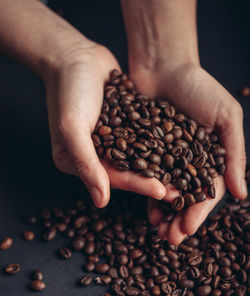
130, 65, 244, 244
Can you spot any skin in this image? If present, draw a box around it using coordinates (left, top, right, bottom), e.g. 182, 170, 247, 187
122, 0, 247, 244
0, 0, 247, 245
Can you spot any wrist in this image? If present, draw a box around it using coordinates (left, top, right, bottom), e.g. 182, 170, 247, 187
122, 0, 200, 76
40, 37, 98, 83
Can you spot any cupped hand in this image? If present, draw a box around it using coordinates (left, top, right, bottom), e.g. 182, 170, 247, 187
130, 64, 247, 245
44, 43, 166, 208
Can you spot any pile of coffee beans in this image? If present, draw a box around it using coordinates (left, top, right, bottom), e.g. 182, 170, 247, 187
92, 70, 226, 210
2, 169, 250, 295
13, 188, 248, 295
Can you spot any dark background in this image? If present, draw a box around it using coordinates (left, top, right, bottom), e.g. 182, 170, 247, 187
0, 0, 249, 295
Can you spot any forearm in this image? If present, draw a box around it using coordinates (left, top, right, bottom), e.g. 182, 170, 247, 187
0, 0, 93, 78
121, 0, 199, 73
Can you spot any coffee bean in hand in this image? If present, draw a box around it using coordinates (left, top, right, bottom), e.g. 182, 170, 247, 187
92, 70, 226, 212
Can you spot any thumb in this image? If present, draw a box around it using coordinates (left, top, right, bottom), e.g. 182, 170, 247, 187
63, 125, 110, 208
220, 109, 247, 199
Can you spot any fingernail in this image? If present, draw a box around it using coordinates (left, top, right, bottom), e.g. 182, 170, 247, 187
241, 179, 248, 198
90, 187, 102, 207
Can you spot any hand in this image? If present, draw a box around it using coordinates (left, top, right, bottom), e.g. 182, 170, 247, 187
44, 43, 166, 208
130, 63, 247, 245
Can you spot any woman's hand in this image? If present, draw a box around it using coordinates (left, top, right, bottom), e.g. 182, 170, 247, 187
131, 63, 247, 245
45, 44, 166, 208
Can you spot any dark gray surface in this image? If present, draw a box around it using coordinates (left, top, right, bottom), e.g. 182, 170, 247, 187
0, 0, 250, 295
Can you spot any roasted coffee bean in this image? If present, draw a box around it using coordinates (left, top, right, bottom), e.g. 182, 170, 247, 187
72, 237, 86, 251
132, 158, 148, 170
173, 178, 188, 191
112, 284, 126, 296
24, 215, 37, 224
43, 227, 56, 242
117, 254, 128, 265
58, 247, 72, 259
31, 270, 43, 281
188, 253, 203, 266
178, 279, 195, 289
80, 275, 92, 286
172, 196, 185, 211
96, 264, 110, 274
208, 185, 216, 198
179, 157, 188, 169
152, 285, 161, 295
5, 264, 20, 275
163, 154, 175, 168
110, 116, 122, 127
164, 104, 176, 118
195, 192, 207, 203
96, 275, 112, 285
99, 126, 112, 136
195, 285, 212, 296
112, 148, 127, 160
149, 153, 161, 165
161, 172, 172, 185
84, 262, 95, 273
193, 154, 206, 168
113, 160, 130, 171
30, 280, 46, 291
116, 138, 127, 151
164, 133, 174, 144
119, 265, 129, 278
55, 222, 67, 232
0, 237, 13, 250
142, 169, 154, 178
187, 164, 197, 177
22, 230, 35, 241
184, 193, 196, 206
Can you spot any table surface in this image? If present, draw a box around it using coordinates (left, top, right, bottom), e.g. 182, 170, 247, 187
0, 0, 250, 295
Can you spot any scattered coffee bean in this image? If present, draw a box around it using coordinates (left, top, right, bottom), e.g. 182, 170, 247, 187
240, 86, 250, 96
30, 280, 46, 291
31, 270, 43, 281
22, 230, 35, 241
58, 247, 72, 259
0, 237, 13, 250
5, 264, 20, 275
80, 275, 92, 286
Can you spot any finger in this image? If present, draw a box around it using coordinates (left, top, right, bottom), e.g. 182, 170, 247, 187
102, 160, 166, 200
163, 184, 180, 202
167, 214, 187, 245
147, 198, 164, 226
220, 110, 247, 199
181, 175, 225, 235
63, 128, 110, 208
158, 222, 170, 241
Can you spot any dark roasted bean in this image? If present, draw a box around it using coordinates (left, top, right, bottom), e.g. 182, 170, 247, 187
172, 196, 185, 211
30, 280, 46, 291
58, 247, 72, 259
0, 237, 13, 250
5, 264, 20, 275
80, 275, 92, 286
31, 270, 43, 281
